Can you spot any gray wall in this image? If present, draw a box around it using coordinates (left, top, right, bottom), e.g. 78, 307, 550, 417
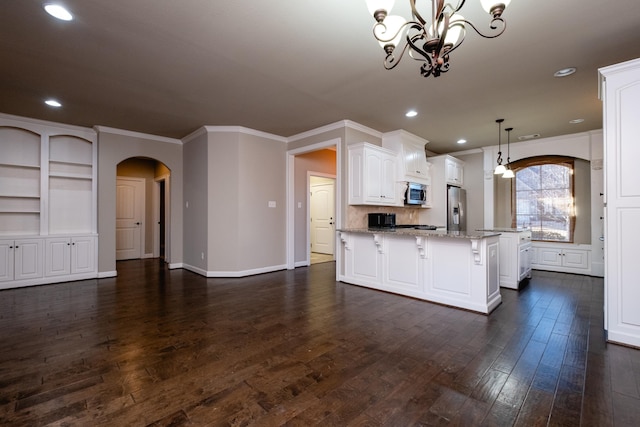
199, 129, 287, 273
183, 132, 209, 271
455, 152, 484, 232
97, 129, 183, 274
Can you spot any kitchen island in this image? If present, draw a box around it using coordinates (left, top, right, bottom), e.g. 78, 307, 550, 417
338, 228, 502, 314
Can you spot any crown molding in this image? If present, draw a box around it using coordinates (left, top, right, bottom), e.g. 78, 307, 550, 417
204, 126, 288, 143
287, 120, 383, 143
94, 125, 182, 145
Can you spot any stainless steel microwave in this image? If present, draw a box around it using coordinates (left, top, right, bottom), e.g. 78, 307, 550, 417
405, 182, 427, 205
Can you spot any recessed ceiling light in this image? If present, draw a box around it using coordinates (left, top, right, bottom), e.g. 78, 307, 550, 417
554, 67, 577, 77
457, 139, 467, 144
44, 4, 73, 21
45, 99, 62, 108
569, 118, 584, 124
405, 110, 418, 118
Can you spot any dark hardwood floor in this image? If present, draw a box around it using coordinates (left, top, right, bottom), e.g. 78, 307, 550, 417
1, 260, 639, 426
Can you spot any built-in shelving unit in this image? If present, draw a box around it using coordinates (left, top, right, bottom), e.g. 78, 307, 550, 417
0, 114, 97, 289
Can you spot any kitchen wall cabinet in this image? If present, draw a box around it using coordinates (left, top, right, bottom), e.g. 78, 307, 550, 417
531, 243, 590, 274
445, 156, 464, 186
0, 238, 44, 285
348, 142, 399, 206
382, 130, 431, 184
0, 115, 98, 289
600, 57, 640, 347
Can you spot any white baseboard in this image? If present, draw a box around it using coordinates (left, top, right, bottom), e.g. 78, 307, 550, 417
98, 270, 117, 278
182, 263, 287, 278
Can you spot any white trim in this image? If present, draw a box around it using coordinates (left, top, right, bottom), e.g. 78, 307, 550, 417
182, 263, 287, 278
94, 125, 182, 145
204, 125, 288, 143
168, 262, 183, 269
288, 120, 382, 142
98, 270, 117, 278
181, 126, 208, 144
0, 112, 95, 137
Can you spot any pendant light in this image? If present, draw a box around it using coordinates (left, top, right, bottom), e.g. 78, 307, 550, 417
494, 119, 506, 174
502, 127, 515, 178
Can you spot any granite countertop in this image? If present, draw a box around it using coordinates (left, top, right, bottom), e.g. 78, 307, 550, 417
339, 228, 501, 239
476, 228, 530, 233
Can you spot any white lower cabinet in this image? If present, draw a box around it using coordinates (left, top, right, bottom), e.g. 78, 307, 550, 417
1, 235, 96, 289
339, 231, 501, 314
0, 238, 44, 284
531, 243, 590, 274
495, 230, 532, 289
45, 236, 96, 277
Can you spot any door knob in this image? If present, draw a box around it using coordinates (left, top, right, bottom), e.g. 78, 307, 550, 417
136, 222, 141, 225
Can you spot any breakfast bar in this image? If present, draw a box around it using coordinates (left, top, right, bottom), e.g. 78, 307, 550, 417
338, 228, 502, 314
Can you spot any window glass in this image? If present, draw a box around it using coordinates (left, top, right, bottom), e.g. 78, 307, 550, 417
514, 160, 574, 242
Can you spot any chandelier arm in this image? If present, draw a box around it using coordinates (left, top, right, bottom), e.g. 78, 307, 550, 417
461, 17, 506, 39
406, 28, 434, 64
409, 0, 428, 25
372, 19, 419, 44
383, 40, 414, 70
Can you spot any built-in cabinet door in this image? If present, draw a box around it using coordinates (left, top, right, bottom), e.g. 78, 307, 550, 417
380, 155, 397, 202
537, 248, 563, 267
45, 237, 71, 276
14, 239, 43, 281
445, 158, 464, 186
0, 240, 14, 282
71, 236, 95, 274
519, 244, 531, 281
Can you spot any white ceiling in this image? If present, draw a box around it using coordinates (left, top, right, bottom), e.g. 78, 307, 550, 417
2, 0, 640, 153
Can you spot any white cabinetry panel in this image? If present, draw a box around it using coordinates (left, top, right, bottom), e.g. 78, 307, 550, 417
348, 142, 399, 206
0, 115, 98, 289
600, 58, 640, 347
383, 236, 422, 292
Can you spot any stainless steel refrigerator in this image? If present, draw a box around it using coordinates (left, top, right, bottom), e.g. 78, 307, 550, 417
447, 185, 466, 231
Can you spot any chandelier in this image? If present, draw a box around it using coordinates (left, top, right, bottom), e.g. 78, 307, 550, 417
366, 0, 511, 78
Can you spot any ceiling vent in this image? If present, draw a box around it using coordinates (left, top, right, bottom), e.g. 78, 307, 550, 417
518, 134, 541, 141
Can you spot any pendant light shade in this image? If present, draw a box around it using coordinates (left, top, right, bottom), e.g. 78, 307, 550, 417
502, 127, 514, 179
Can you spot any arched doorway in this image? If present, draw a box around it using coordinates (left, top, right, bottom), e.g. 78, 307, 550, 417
116, 157, 171, 263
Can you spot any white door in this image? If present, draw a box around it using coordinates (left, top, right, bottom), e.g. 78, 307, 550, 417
310, 177, 335, 255
116, 177, 145, 260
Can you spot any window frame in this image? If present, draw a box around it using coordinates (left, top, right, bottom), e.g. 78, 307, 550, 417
510, 156, 576, 243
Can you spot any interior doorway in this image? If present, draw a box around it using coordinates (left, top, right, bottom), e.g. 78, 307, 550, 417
309, 175, 336, 264
115, 158, 171, 265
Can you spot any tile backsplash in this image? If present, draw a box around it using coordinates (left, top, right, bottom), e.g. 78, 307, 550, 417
346, 205, 425, 228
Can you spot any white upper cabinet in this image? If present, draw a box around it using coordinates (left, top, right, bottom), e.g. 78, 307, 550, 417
348, 142, 399, 206
445, 156, 464, 186
382, 130, 431, 184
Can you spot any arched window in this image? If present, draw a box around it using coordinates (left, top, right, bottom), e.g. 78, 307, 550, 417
511, 156, 575, 242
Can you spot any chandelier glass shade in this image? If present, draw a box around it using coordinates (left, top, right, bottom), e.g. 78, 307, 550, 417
366, 0, 511, 78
